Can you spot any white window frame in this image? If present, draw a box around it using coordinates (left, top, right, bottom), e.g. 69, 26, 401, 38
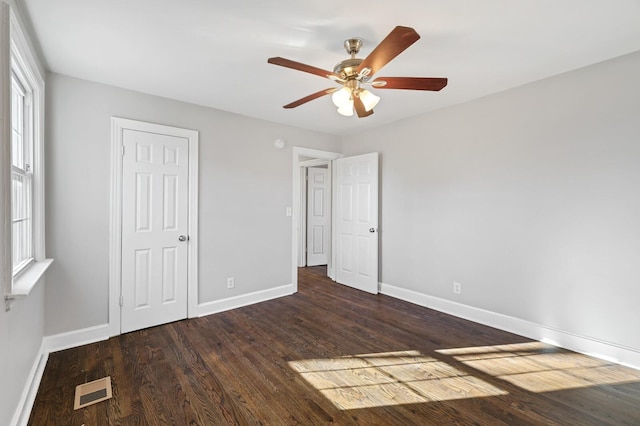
3, 6, 51, 311
11, 61, 34, 276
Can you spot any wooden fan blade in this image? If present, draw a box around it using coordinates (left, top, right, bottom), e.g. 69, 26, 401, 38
268, 57, 341, 80
283, 88, 337, 109
357, 26, 420, 76
353, 96, 374, 118
371, 77, 448, 91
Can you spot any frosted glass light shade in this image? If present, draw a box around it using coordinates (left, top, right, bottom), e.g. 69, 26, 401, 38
359, 89, 380, 112
332, 86, 352, 107
337, 99, 354, 116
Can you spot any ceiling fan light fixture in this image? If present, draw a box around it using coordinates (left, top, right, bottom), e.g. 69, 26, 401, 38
268, 26, 447, 118
359, 89, 380, 112
331, 86, 352, 108
337, 99, 354, 116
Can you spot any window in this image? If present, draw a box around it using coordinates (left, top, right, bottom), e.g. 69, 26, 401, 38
11, 68, 34, 276
2, 6, 50, 308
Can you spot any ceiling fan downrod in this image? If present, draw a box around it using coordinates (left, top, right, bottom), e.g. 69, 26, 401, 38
332, 38, 364, 80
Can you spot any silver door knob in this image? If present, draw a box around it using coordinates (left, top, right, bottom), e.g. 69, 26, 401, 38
369, 228, 376, 233
178, 235, 187, 242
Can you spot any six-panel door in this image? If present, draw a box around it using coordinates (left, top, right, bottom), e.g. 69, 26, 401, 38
335, 152, 379, 294
307, 167, 330, 266
121, 129, 189, 333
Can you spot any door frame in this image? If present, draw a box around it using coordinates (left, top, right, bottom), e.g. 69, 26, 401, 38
291, 147, 342, 292
109, 117, 199, 337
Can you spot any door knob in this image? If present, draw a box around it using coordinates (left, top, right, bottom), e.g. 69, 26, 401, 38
369, 228, 376, 233
178, 235, 188, 242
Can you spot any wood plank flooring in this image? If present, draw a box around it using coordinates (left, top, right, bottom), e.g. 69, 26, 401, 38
29, 266, 640, 425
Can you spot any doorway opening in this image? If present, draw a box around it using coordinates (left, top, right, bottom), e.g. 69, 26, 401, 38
292, 148, 380, 295
291, 148, 342, 292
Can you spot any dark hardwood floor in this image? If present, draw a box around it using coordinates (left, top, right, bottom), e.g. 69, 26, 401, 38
30, 266, 640, 425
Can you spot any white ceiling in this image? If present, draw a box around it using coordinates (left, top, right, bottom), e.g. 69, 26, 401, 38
18, 0, 640, 136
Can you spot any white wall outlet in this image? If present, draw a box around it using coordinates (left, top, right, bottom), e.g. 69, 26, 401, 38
453, 282, 462, 295
227, 277, 235, 289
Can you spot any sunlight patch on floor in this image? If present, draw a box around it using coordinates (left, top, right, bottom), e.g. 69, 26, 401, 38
289, 350, 507, 410
437, 342, 640, 393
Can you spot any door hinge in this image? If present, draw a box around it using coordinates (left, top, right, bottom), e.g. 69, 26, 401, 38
122, 145, 125, 156
119, 295, 124, 307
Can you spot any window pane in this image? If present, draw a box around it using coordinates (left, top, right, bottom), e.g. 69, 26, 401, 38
12, 171, 25, 218
11, 75, 25, 169
11, 171, 33, 273
13, 218, 32, 273
12, 163, 33, 272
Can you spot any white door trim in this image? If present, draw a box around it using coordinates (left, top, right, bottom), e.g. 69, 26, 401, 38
109, 117, 199, 337
292, 147, 342, 292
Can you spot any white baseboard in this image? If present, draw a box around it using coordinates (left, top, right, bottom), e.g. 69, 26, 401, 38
380, 282, 640, 370
11, 324, 110, 426
197, 284, 294, 318
44, 323, 110, 354
11, 340, 48, 426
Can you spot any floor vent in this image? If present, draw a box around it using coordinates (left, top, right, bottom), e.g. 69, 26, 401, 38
74, 376, 112, 410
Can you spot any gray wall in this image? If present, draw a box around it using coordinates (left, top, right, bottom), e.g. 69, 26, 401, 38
45, 73, 341, 335
0, 282, 45, 425
342, 51, 640, 351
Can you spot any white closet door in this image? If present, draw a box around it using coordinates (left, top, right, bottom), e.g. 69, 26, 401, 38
121, 129, 189, 333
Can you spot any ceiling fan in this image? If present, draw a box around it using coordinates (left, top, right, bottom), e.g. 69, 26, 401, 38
267, 26, 448, 118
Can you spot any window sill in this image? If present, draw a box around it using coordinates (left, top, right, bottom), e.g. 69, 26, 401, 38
5, 258, 53, 311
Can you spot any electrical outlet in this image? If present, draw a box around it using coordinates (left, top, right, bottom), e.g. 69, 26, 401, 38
453, 282, 462, 295
227, 277, 235, 289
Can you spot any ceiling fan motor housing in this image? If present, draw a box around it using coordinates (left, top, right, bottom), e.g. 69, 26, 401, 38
333, 58, 363, 79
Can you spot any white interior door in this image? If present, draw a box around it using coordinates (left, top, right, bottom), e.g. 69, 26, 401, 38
307, 167, 330, 266
335, 152, 379, 294
121, 129, 189, 333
